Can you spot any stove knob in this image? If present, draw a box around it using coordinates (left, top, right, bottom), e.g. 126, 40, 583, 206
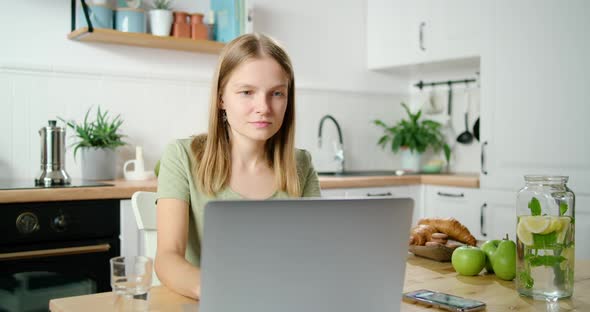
51, 214, 69, 232
16, 212, 40, 234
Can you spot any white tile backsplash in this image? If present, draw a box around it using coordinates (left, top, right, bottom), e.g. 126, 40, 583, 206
1, 65, 408, 180
11, 73, 33, 180
0, 73, 13, 177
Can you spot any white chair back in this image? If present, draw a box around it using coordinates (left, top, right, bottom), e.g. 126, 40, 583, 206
131, 191, 160, 286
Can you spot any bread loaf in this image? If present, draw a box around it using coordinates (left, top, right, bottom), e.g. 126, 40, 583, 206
409, 224, 437, 245
417, 217, 477, 246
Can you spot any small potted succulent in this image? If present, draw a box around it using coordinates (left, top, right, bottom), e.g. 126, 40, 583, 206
149, 0, 173, 36
374, 103, 450, 172
59, 106, 127, 180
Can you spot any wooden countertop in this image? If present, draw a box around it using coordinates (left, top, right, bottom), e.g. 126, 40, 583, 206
0, 174, 479, 204
319, 173, 479, 189
49, 255, 590, 312
0, 179, 158, 204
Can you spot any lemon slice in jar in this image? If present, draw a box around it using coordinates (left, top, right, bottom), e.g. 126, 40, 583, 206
522, 216, 551, 234
556, 217, 571, 243
517, 219, 534, 246
540, 217, 562, 234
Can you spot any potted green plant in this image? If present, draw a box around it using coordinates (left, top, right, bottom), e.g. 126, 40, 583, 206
59, 106, 126, 180
374, 103, 451, 172
149, 0, 173, 36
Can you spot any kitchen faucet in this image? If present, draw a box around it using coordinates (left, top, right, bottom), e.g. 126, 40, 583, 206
318, 115, 345, 173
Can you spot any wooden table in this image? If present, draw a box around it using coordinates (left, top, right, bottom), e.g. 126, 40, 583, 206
50, 255, 590, 312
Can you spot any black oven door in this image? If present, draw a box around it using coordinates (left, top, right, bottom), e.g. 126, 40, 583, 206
0, 238, 119, 312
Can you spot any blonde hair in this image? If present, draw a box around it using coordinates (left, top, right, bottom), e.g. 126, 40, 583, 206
194, 33, 300, 197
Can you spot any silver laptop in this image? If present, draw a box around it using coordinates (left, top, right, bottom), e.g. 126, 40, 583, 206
199, 197, 414, 312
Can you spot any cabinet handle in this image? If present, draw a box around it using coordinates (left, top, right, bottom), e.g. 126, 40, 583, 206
419, 22, 426, 51
436, 191, 464, 198
481, 141, 488, 175
0, 243, 111, 261
480, 203, 488, 237
366, 192, 393, 197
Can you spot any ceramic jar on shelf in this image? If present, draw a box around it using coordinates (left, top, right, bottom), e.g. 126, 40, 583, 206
171, 11, 190, 38
190, 13, 208, 40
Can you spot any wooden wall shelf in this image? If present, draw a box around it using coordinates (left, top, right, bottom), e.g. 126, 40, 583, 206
67, 28, 225, 54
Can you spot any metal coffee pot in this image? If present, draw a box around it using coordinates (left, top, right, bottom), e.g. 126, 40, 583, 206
35, 120, 71, 186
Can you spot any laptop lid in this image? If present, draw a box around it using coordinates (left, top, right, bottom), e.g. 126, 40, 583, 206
200, 197, 414, 312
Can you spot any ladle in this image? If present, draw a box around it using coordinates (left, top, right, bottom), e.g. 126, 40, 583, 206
456, 87, 474, 144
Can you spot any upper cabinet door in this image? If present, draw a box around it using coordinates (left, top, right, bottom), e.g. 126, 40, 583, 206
366, 0, 425, 69
425, 0, 483, 63
366, 0, 482, 70
480, 0, 590, 194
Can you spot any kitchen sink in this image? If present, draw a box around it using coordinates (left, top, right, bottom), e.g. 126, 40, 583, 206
317, 170, 406, 177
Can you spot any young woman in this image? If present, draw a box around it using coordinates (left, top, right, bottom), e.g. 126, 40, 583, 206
155, 33, 321, 299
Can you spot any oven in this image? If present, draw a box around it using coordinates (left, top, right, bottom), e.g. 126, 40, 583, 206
0, 199, 119, 312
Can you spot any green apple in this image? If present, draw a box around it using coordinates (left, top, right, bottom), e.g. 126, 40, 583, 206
491, 234, 516, 281
451, 246, 486, 276
481, 239, 500, 273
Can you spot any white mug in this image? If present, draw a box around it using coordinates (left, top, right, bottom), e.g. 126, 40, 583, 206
124, 158, 144, 174
124, 158, 149, 180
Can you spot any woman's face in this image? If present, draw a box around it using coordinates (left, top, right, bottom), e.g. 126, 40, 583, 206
221, 56, 289, 143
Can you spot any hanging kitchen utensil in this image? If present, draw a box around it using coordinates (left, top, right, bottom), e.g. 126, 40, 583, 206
440, 83, 456, 173
447, 82, 453, 116
473, 117, 480, 141
456, 87, 474, 144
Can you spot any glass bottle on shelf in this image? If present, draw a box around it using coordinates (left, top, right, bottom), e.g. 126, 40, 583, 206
516, 175, 575, 300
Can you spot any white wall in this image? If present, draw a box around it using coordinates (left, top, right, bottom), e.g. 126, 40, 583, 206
0, 0, 412, 180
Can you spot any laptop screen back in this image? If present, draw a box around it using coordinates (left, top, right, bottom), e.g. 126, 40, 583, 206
200, 197, 413, 312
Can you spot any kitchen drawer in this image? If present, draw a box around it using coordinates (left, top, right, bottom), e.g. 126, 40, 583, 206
342, 186, 411, 198
320, 186, 421, 224
424, 185, 483, 241
320, 189, 346, 198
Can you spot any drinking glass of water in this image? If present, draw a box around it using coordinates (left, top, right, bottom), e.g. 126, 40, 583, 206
110, 256, 153, 311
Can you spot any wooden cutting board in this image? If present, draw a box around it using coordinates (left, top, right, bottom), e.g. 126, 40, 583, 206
408, 243, 462, 262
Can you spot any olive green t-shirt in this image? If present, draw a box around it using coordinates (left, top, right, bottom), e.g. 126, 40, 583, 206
156, 138, 321, 267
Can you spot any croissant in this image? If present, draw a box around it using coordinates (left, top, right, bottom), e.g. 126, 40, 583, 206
417, 217, 477, 246
409, 224, 438, 246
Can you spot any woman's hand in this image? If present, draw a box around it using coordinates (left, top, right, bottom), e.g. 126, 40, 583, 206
155, 198, 202, 299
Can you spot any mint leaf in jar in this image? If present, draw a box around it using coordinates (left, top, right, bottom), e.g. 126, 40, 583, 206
528, 197, 541, 216
559, 202, 568, 216
527, 255, 566, 267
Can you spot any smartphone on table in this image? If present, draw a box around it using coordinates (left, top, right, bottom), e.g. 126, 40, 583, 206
403, 289, 486, 312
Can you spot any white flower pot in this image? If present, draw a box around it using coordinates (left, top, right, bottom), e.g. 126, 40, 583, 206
149, 9, 173, 36
400, 148, 422, 173
81, 147, 117, 180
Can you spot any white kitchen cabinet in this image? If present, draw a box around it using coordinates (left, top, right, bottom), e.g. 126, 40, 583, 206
476, 190, 517, 242
366, 0, 482, 70
320, 188, 346, 198
423, 185, 485, 241
120, 199, 140, 259
479, 0, 590, 194
574, 196, 590, 259
321, 185, 422, 224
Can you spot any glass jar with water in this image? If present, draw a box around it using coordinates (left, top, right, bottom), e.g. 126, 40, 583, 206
516, 175, 575, 300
